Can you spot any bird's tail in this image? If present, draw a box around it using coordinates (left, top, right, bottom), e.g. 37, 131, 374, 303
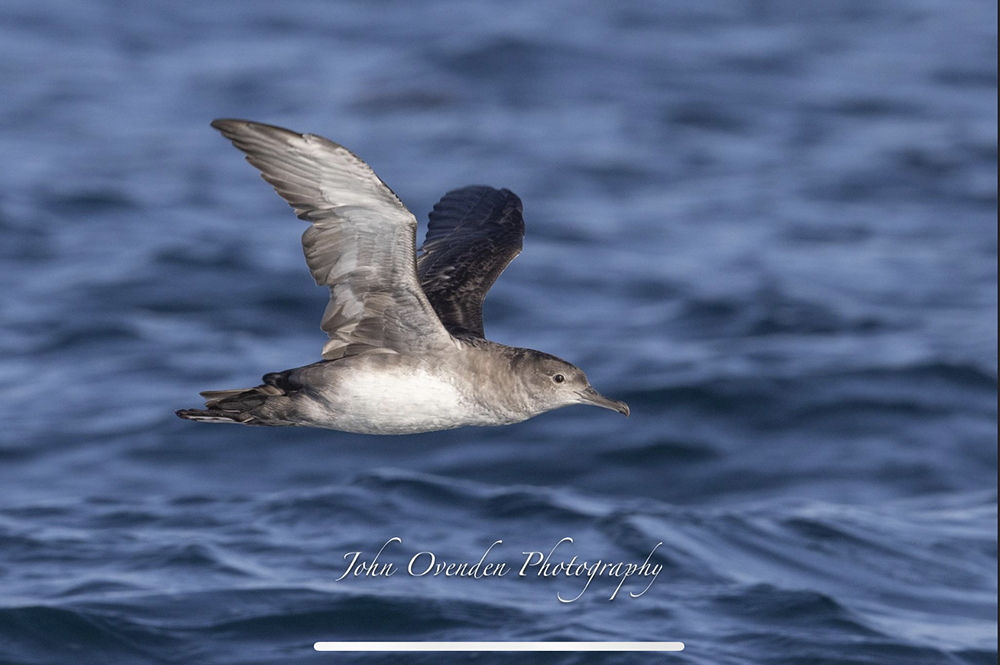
176, 372, 296, 426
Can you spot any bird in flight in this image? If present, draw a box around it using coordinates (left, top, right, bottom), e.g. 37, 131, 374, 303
177, 120, 629, 434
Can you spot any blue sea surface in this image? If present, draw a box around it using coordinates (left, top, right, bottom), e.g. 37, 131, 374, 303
0, 0, 996, 663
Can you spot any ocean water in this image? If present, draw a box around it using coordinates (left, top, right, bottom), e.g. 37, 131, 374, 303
0, 0, 996, 663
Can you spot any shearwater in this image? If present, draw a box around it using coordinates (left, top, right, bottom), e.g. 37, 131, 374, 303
176, 120, 629, 434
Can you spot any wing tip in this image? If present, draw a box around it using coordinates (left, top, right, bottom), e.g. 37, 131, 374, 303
210, 118, 304, 141
210, 118, 247, 134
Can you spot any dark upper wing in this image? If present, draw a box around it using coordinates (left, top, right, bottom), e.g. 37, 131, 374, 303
416, 185, 525, 338
212, 119, 455, 359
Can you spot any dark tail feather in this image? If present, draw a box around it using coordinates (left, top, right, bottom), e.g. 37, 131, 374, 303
175, 407, 266, 425
177, 374, 296, 426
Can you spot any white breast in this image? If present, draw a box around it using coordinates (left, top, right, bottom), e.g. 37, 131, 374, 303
309, 367, 497, 435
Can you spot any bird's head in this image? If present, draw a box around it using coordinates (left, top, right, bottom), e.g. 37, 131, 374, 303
517, 350, 630, 418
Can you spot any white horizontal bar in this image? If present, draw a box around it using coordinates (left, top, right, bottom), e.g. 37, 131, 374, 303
314, 641, 684, 652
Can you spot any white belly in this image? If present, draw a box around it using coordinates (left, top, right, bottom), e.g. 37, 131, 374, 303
306, 367, 495, 435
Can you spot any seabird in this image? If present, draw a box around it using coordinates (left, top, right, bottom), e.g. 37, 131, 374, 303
176, 120, 629, 434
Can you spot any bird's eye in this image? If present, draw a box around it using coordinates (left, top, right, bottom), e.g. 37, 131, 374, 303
553, 374, 565, 383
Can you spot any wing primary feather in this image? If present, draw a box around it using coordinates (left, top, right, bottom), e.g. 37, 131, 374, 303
212, 119, 454, 358
416, 185, 525, 339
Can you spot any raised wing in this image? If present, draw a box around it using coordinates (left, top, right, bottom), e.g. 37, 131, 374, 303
416, 186, 525, 338
212, 119, 455, 359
